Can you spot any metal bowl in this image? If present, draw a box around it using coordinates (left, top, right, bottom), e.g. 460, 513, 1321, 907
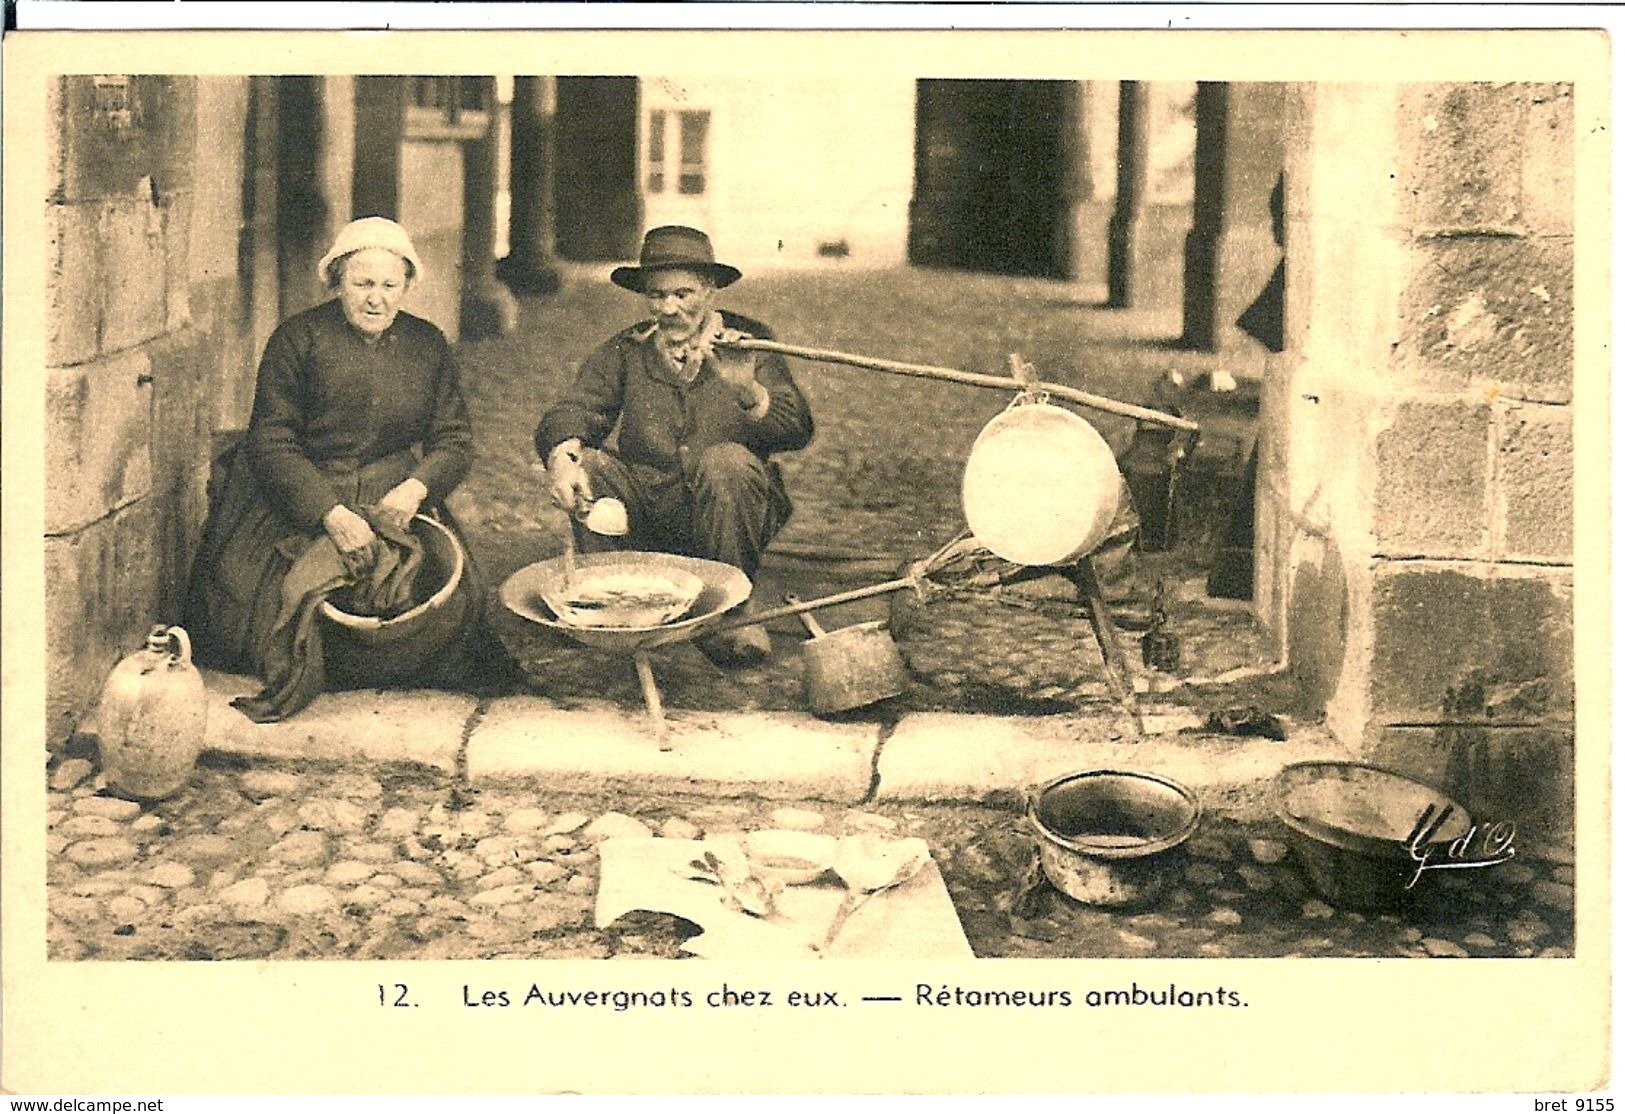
741, 829, 838, 886
500, 553, 752, 653
1274, 760, 1474, 910
535, 556, 704, 629
318, 514, 472, 682
1027, 769, 1201, 908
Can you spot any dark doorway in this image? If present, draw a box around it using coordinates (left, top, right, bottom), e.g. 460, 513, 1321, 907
554, 77, 642, 261
908, 79, 1068, 278
275, 76, 328, 317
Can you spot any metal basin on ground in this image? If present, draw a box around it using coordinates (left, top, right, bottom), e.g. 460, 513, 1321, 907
1274, 760, 1474, 910
1027, 769, 1201, 908
501, 552, 752, 652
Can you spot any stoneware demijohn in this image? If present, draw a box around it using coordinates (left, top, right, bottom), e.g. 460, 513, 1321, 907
94, 624, 206, 801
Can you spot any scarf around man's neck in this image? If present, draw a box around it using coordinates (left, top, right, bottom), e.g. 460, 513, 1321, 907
644, 309, 724, 383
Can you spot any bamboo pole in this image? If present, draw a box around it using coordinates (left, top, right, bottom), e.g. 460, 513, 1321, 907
729, 338, 1200, 433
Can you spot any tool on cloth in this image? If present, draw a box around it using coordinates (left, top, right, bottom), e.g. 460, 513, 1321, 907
596, 836, 973, 960
816, 834, 933, 954
784, 593, 909, 714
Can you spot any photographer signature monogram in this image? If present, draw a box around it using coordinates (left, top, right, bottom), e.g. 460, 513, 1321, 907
1403, 803, 1517, 890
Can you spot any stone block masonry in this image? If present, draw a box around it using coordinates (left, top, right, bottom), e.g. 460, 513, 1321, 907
1396, 236, 1574, 403
1372, 398, 1492, 559
46, 502, 160, 745
42, 76, 250, 751
45, 349, 155, 536
1367, 563, 1573, 726
1257, 82, 1577, 851
1495, 402, 1574, 563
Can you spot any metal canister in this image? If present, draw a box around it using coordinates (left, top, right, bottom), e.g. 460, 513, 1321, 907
961, 401, 1123, 567
93, 625, 206, 801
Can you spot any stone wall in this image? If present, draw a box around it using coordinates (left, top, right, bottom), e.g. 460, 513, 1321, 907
44, 76, 219, 745
1256, 83, 1575, 849
43, 76, 478, 747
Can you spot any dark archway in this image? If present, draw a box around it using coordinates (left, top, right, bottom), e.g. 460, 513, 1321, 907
554, 77, 642, 261
908, 79, 1068, 278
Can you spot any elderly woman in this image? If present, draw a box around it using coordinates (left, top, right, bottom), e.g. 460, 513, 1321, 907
185, 217, 481, 703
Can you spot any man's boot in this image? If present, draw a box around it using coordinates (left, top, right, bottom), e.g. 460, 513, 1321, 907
699, 596, 771, 667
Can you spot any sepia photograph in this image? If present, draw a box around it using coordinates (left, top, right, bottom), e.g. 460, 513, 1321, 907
1, 19, 1611, 1098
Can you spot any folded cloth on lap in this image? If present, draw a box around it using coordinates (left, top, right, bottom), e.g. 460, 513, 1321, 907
231, 508, 423, 723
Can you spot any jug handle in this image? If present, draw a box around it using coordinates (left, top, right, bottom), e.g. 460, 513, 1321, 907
164, 625, 193, 667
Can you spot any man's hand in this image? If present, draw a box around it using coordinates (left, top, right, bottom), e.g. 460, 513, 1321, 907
323, 503, 377, 554
547, 440, 593, 514
376, 478, 427, 533
710, 325, 764, 404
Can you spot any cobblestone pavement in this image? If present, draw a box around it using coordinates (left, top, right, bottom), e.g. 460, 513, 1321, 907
46, 756, 1573, 962
487, 561, 1276, 721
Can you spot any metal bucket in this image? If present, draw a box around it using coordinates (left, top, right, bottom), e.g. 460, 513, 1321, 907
961, 401, 1122, 567
1027, 770, 1201, 907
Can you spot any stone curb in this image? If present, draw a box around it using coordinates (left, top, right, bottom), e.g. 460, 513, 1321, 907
200, 672, 470, 773
466, 695, 878, 804
875, 711, 1353, 822
194, 672, 1353, 820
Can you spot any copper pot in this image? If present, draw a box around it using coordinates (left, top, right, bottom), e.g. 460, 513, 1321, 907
1027, 770, 1201, 907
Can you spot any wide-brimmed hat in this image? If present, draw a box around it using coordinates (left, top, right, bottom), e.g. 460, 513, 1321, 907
317, 217, 426, 287
610, 226, 741, 293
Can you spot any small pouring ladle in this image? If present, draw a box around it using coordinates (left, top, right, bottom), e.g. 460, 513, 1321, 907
815, 834, 931, 955
562, 496, 630, 586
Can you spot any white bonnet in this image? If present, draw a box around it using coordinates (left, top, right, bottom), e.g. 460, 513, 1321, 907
317, 217, 426, 286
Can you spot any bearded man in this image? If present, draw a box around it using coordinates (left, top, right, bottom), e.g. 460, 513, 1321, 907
534, 226, 815, 665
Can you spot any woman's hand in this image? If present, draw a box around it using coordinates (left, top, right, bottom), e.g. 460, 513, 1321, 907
547, 440, 593, 514
376, 478, 427, 533
322, 503, 377, 554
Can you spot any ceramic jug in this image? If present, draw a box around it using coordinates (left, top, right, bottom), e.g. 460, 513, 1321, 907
94, 625, 206, 801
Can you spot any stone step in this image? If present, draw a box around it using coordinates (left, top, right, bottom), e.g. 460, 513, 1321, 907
193, 672, 1352, 822
465, 696, 878, 804
875, 710, 1352, 821
199, 671, 471, 772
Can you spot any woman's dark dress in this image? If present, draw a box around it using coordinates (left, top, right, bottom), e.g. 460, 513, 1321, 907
185, 299, 476, 677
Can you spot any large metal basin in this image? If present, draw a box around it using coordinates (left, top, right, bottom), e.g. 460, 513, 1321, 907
319, 514, 472, 683
501, 551, 751, 652
1275, 760, 1474, 910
